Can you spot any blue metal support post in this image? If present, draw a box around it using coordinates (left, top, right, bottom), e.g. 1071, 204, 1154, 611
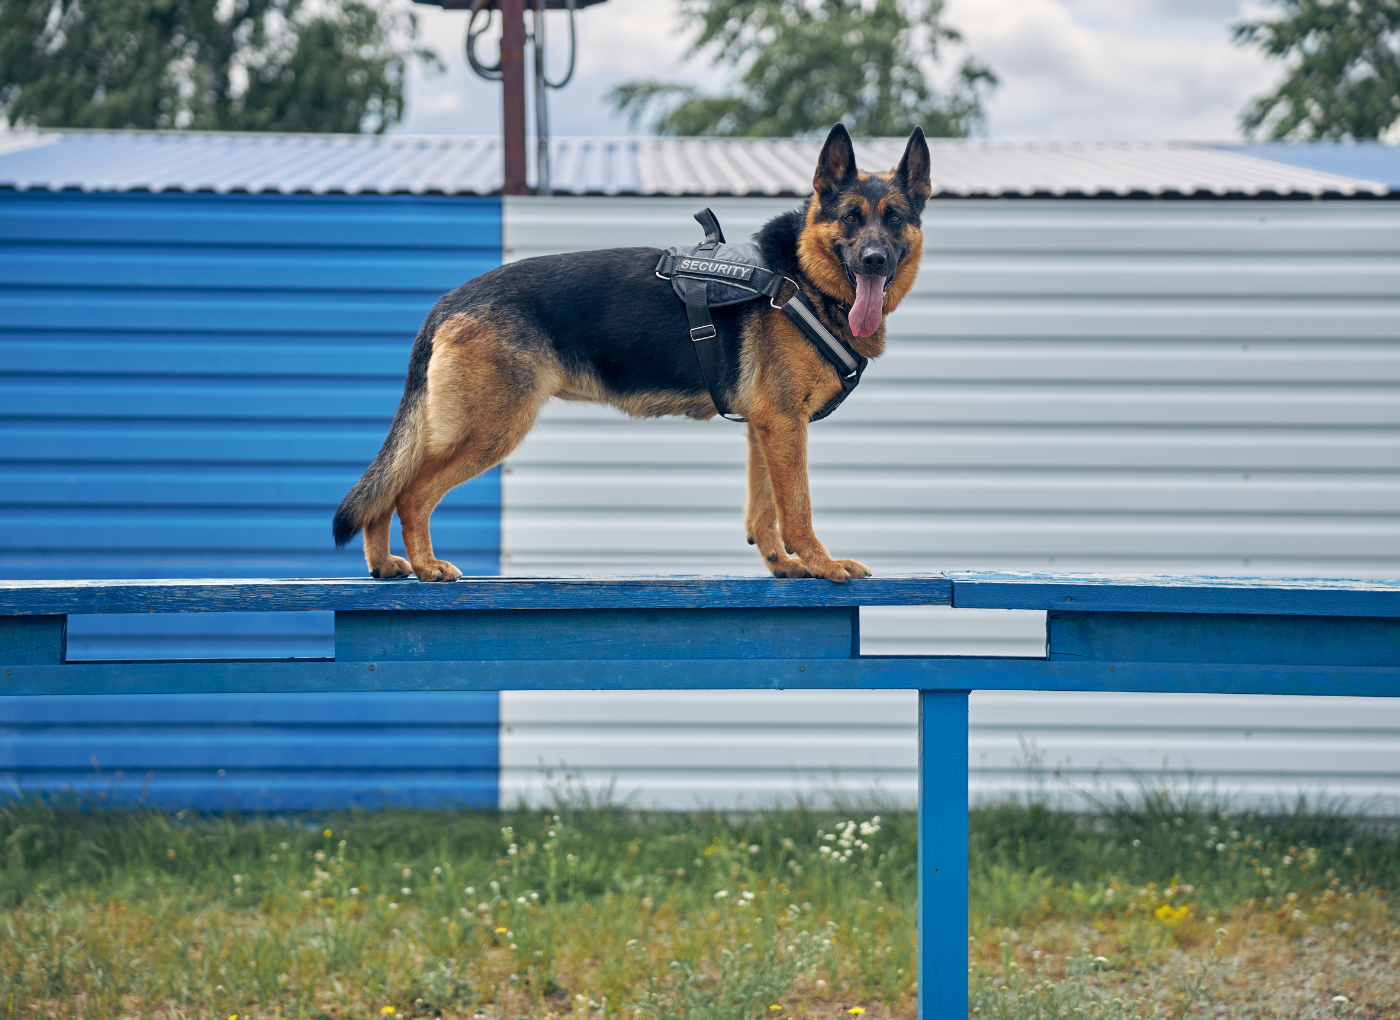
918, 689, 969, 1020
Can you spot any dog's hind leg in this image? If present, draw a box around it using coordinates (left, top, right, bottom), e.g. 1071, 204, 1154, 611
745, 424, 810, 579
363, 512, 411, 578
396, 314, 553, 582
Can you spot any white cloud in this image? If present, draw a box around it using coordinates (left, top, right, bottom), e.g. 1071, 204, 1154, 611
393, 0, 1287, 141
945, 0, 1282, 140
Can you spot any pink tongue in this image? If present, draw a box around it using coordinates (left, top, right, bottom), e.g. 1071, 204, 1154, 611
849, 274, 885, 337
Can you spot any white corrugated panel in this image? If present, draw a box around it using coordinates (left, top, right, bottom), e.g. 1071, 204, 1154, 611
497, 196, 1400, 811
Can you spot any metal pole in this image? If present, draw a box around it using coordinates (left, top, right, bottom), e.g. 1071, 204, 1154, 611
918, 689, 969, 1020
499, 0, 529, 196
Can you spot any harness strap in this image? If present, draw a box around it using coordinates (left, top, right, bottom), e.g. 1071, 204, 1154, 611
781, 289, 867, 422
655, 252, 786, 301
684, 281, 746, 422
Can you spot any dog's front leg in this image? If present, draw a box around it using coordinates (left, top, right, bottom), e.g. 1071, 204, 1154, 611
749, 415, 870, 583
745, 423, 810, 578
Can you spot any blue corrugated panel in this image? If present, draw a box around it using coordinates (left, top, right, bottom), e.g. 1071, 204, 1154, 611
1216, 142, 1400, 188
0, 189, 503, 808
0, 693, 499, 810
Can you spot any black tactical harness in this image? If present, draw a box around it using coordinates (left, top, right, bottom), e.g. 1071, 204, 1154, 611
654, 208, 867, 423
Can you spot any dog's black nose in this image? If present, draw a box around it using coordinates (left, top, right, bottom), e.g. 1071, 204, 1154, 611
861, 249, 887, 272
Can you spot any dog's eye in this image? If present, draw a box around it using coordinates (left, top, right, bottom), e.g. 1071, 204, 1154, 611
843, 214, 856, 222
888, 214, 901, 223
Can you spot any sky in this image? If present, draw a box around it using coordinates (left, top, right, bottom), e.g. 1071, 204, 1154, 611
394, 0, 1284, 141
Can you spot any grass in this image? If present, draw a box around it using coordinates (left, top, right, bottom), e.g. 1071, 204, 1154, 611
0, 786, 1397, 1019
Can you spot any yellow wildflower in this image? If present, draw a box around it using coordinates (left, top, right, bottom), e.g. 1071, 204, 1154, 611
1154, 903, 1189, 924
495, 926, 508, 934
848, 1009, 865, 1015
770, 1006, 782, 1012
381, 1008, 397, 1016
324, 829, 333, 838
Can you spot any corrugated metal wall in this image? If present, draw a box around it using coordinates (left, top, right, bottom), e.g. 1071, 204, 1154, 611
499, 196, 1400, 812
0, 191, 502, 809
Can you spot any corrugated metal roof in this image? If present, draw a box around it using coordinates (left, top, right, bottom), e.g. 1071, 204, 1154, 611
0, 129, 1390, 198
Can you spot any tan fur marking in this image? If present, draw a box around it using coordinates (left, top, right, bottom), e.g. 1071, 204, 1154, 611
798, 201, 856, 305
555, 373, 714, 420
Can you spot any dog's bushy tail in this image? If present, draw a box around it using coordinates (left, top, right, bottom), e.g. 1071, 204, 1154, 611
333, 325, 436, 549
332, 398, 426, 548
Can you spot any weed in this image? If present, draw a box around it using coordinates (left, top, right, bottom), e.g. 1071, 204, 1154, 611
0, 790, 1394, 1017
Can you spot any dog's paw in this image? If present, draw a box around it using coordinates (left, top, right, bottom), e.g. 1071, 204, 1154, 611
412, 559, 463, 583
763, 551, 809, 579
369, 555, 412, 579
795, 554, 865, 583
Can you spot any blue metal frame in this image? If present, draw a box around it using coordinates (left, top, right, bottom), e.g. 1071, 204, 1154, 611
2, 570, 1398, 1020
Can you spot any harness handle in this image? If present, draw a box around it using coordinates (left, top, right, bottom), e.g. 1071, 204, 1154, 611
693, 207, 726, 250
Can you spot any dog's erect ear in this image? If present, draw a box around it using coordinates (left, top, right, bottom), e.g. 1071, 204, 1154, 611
894, 125, 932, 208
814, 123, 858, 200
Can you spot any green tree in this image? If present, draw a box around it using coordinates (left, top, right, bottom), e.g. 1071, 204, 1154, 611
0, 0, 438, 133
1234, 0, 1400, 140
608, 0, 996, 138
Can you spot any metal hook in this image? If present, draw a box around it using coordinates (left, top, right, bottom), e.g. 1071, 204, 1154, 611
465, 0, 503, 81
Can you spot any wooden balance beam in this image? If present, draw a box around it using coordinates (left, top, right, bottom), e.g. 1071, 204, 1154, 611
3, 571, 1397, 1019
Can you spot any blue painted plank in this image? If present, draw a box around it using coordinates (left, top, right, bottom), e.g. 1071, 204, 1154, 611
3, 655, 1395, 697
0, 691, 497, 724
918, 690, 968, 1020
0, 731, 498, 769
0, 381, 409, 420
1049, 610, 1400, 666
0, 509, 496, 551
0, 468, 498, 508
0, 248, 493, 290
335, 607, 857, 661
0, 294, 440, 334
0, 553, 501, 582
0, 690, 500, 809
65, 611, 335, 660
951, 570, 1400, 617
0, 192, 502, 248
0, 616, 65, 664
0, 340, 416, 377
0, 773, 498, 811
0, 575, 954, 616
0, 424, 417, 463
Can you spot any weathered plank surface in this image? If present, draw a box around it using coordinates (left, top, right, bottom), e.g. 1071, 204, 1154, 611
335, 607, 856, 661
951, 571, 1400, 616
0, 616, 66, 664
4, 657, 1395, 698
1049, 611, 1400, 666
0, 575, 953, 616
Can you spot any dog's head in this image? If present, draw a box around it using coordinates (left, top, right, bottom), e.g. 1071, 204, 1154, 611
797, 123, 932, 337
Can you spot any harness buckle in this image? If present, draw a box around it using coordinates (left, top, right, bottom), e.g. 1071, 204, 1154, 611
689, 324, 717, 342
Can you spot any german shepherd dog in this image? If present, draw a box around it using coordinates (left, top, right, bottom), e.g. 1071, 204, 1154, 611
333, 123, 931, 583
